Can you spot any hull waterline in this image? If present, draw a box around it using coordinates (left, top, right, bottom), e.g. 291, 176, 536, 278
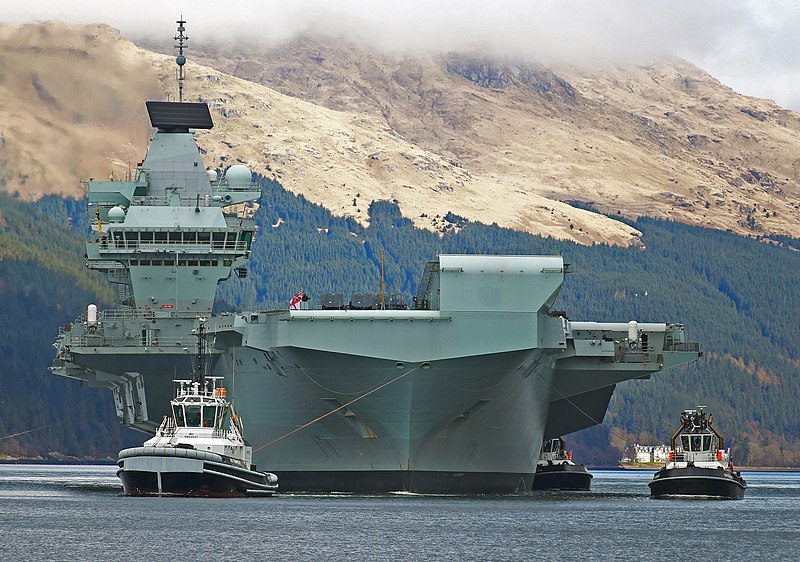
532, 464, 593, 491
649, 466, 746, 499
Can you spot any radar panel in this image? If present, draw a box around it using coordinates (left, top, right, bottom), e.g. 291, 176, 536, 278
146, 101, 213, 130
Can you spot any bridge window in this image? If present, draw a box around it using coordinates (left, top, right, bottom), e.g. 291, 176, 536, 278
169, 232, 181, 243
185, 405, 201, 427
703, 435, 712, 451
203, 406, 217, 428
141, 232, 153, 242
173, 405, 186, 427
155, 232, 167, 242
681, 436, 690, 451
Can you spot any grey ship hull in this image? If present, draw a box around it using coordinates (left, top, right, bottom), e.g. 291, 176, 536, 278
227, 346, 553, 493
54, 304, 700, 493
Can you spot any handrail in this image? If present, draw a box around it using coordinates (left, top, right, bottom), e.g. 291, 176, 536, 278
94, 240, 249, 252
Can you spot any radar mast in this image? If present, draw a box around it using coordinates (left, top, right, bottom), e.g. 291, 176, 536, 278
174, 17, 188, 102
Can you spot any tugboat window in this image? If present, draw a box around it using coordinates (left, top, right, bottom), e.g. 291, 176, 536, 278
691, 436, 702, 452
703, 435, 712, 451
186, 405, 201, 427
681, 436, 690, 450
173, 405, 185, 427
203, 406, 216, 428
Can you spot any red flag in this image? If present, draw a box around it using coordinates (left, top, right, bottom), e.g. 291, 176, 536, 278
289, 290, 303, 310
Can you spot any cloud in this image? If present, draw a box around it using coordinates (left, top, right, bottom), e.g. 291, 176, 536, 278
4, 0, 800, 109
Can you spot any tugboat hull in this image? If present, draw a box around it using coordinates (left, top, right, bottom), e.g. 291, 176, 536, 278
649, 466, 746, 499
532, 463, 593, 491
117, 447, 277, 497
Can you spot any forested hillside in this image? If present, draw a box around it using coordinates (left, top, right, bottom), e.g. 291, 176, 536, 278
221, 177, 800, 466
2, 182, 799, 466
0, 193, 140, 458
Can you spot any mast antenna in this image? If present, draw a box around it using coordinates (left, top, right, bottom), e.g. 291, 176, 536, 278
194, 318, 206, 386
174, 17, 188, 103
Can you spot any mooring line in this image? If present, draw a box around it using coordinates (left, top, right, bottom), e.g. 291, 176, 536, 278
0, 422, 61, 440
253, 365, 422, 452
532, 364, 603, 427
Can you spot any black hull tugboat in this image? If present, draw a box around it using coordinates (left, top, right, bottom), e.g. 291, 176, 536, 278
649, 407, 746, 500
532, 437, 593, 491
117, 321, 278, 497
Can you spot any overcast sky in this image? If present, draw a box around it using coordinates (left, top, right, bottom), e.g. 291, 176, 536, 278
5, 0, 800, 110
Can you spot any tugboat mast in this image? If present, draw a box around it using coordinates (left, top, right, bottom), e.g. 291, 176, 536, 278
194, 319, 206, 386
174, 17, 188, 102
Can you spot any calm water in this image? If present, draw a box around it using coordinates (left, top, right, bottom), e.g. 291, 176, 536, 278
0, 465, 797, 561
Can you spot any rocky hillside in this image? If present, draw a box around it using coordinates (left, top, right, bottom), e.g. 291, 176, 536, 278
186, 37, 800, 242
3, 22, 800, 246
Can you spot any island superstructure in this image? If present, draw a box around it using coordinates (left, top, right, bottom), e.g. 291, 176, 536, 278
51, 19, 701, 493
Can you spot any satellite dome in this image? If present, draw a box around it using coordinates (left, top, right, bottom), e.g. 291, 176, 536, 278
225, 164, 252, 187
108, 206, 126, 222
176, 55, 186, 66
206, 168, 218, 182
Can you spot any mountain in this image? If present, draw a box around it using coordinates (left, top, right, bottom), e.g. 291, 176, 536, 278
166, 35, 800, 243
1, 21, 799, 466
3, 22, 800, 246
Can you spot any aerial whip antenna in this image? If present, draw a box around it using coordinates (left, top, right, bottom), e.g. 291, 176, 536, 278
174, 17, 188, 102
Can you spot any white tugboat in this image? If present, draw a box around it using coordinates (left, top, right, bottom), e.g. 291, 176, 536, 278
649, 407, 746, 499
532, 437, 593, 491
116, 321, 278, 497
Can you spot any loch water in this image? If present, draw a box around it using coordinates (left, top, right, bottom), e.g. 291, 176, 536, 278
0, 464, 797, 561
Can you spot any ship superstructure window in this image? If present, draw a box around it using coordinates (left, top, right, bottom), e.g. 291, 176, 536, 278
169, 232, 181, 243
703, 435, 712, 451
681, 436, 690, 451
173, 405, 186, 427
155, 232, 167, 242
185, 405, 201, 427
141, 232, 154, 242
203, 406, 217, 428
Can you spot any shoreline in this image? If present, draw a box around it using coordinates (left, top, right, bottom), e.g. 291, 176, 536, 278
601, 464, 800, 472
0, 457, 116, 466
1, 458, 798, 471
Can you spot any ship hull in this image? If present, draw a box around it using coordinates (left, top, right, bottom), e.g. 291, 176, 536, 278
222, 346, 554, 493
649, 466, 746, 499
117, 448, 277, 497
274, 470, 534, 494
532, 463, 593, 491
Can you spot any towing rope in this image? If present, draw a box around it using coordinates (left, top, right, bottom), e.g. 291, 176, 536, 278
253, 365, 422, 452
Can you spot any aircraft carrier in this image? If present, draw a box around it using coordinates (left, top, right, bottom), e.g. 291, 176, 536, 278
51, 20, 701, 493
